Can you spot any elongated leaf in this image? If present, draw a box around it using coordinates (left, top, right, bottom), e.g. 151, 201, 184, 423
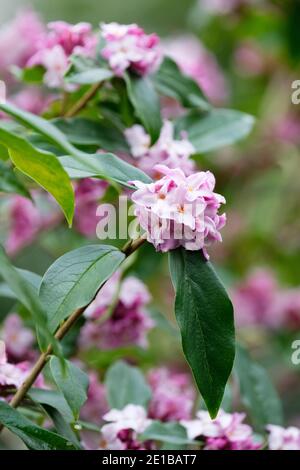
50, 357, 89, 420
0, 401, 78, 450
125, 74, 162, 143
39, 245, 125, 332
59, 153, 151, 188
140, 421, 191, 445
175, 109, 255, 153
0, 245, 58, 352
235, 345, 283, 431
0, 102, 76, 155
169, 248, 235, 418
53, 117, 129, 152
154, 57, 210, 110
43, 404, 80, 446
105, 360, 151, 409
28, 388, 73, 423
0, 161, 30, 198
65, 68, 113, 85
0, 127, 74, 226
0, 269, 41, 299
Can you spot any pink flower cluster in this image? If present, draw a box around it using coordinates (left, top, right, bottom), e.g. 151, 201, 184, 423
1, 314, 35, 362
74, 178, 108, 237
163, 35, 228, 105
181, 409, 260, 450
0, 341, 25, 389
0, 10, 45, 80
267, 425, 300, 450
232, 269, 300, 330
100, 22, 162, 76
125, 121, 196, 177
100, 404, 153, 450
27, 21, 96, 88
79, 273, 153, 350
131, 164, 226, 257
148, 368, 195, 422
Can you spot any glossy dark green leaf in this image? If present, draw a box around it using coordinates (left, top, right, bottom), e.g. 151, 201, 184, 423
0, 126, 74, 226
105, 360, 151, 409
154, 57, 210, 110
12, 65, 45, 84
0, 401, 78, 450
140, 421, 191, 445
175, 109, 255, 153
53, 117, 129, 153
235, 345, 283, 431
50, 357, 89, 420
59, 152, 151, 188
39, 245, 125, 332
0, 161, 30, 198
169, 248, 235, 418
125, 74, 162, 143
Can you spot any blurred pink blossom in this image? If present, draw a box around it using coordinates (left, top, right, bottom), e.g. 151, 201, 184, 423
234, 42, 265, 77
74, 178, 108, 237
163, 35, 228, 105
1, 314, 35, 362
125, 121, 196, 177
0, 341, 25, 389
131, 164, 226, 257
148, 368, 195, 422
200, 0, 251, 14
275, 114, 300, 146
11, 88, 51, 115
80, 372, 108, 424
182, 409, 260, 450
101, 22, 162, 77
267, 425, 300, 450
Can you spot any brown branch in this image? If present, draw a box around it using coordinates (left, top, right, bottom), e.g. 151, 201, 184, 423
64, 82, 102, 118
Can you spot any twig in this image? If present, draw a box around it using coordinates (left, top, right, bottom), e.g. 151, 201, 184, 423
64, 82, 102, 118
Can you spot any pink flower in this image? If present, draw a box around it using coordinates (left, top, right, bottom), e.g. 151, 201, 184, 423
274, 114, 300, 146
74, 178, 108, 237
80, 274, 153, 350
11, 88, 51, 115
125, 121, 196, 177
80, 372, 108, 424
234, 42, 265, 77
101, 404, 153, 450
181, 410, 260, 450
0, 341, 26, 389
1, 314, 34, 362
148, 368, 195, 421
6, 196, 42, 255
267, 425, 300, 450
163, 35, 228, 105
130, 164, 226, 257
200, 0, 249, 14
231, 269, 278, 328
272, 289, 300, 330
0, 10, 45, 79
100, 22, 162, 76
27, 21, 96, 89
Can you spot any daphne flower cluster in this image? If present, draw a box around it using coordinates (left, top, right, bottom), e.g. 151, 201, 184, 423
1, 314, 34, 362
100, 22, 162, 76
27, 21, 96, 88
181, 410, 260, 450
131, 164, 226, 257
147, 368, 195, 422
100, 404, 153, 450
163, 35, 228, 105
267, 425, 300, 450
0, 341, 25, 390
125, 121, 196, 177
232, 269, 300, 329
79, 273, 153, 350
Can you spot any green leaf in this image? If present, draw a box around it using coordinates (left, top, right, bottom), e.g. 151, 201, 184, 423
0, 126, 74, 226
140, 421, 191, 445
39, 245, 125, 332
0, 401, 78, 450
53, 117, 129, 153
0, 161, 31, 198
169, 248, 235, 418
125, 74, 162, 143
0, 269, 41, 299
59, 152, 152, 188
43, 404, 80, 446
235, 345, 283, 431
28, 388, 73, 423
0, 245, 59, 353
154, 57, 210, 110
175, 109, 255, 153
65, 68, 113, 85
50, 357, 89, 421
12, 65, 45, 84
105, 360, 151, 409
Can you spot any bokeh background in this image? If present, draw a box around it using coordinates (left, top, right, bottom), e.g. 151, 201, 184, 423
1, 0, 300, 447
